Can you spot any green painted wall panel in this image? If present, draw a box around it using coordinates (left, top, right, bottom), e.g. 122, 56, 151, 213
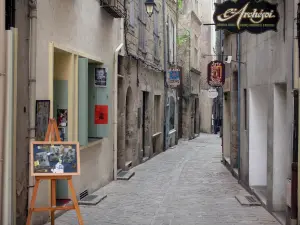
88, 64, 110, 138
78, 58, 89, 146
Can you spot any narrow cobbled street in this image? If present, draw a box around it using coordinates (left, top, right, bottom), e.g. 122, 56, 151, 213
50, 134, 280, 225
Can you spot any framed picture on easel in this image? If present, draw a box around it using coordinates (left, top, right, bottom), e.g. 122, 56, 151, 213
30, 141, 80, 176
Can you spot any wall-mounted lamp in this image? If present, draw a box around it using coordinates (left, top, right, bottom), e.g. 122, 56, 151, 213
145, 0, 156, 17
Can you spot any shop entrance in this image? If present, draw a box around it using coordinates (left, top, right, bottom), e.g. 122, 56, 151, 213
53, 48, 73, 206
142, 91, 149, 157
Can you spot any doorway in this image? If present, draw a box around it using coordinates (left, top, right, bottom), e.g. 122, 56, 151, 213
249, 86, 268, 203
194, 98, 199, 134
223, 92, 231, 163
117, 78, 124, 170
273, 83, 288, 212
142, 91, 149, 157
125, 87, 134, 164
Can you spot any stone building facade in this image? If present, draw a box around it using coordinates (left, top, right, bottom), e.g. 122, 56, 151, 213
177, 0, 213, 140
117, 0, 169, 171
221, 0, 295, 223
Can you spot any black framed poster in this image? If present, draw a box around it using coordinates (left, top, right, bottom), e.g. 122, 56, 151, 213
95, 67, 107, 87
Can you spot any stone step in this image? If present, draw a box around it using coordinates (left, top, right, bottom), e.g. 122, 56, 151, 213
116, 170, 135, 180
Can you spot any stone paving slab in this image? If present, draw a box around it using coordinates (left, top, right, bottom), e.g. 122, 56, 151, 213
45, 134, 280, 225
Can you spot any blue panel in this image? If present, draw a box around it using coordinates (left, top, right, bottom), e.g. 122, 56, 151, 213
88, 64, 110, 138
78, 58, 89, 146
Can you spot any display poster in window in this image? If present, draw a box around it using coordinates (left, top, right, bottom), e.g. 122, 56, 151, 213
95, 105, 108, 124
35, 100, 50, 141
57, 109, 68, 127
207, 60, 225, 87
95, 67, 107, 87
30, 141, 80, 176
168, 68, 180, 88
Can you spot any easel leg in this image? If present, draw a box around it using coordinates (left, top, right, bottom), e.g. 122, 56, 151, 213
26, 179, 41, 225
51, 179, 57, 225
68, 179, 84, 225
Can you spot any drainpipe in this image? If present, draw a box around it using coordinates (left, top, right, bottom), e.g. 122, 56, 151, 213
237, 33, 241, 173
113, 43, 123, 180
162, 0, 168, 150
3, 28, 13, 225
291, 1, 300, 224
27, 0, 37, 213
0, 0, 6, 223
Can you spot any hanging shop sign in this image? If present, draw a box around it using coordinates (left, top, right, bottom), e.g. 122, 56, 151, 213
95, 105, 108, 124
213, 0, 280, 34
207, 60, 225, 87
168, 68, 180, 88
207, 88, 218, 99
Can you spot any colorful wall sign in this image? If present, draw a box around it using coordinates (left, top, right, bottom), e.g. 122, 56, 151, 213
213, 0, 280, 34
168, 68, 180, 87
207, 61, 225, 87
95, 105, 108, 124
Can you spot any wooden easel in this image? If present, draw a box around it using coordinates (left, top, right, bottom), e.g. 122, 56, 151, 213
26, 118, 84, 225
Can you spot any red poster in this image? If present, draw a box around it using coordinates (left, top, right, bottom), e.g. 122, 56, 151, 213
95, 105, 108, 124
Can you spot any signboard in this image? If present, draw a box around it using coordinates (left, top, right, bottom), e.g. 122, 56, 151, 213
213, 0, 280, 34
168, 68, 180, 87
208, 88, 218, 99
95, 67, 107, 87
207, 60, 225, 87
30, 141, 80, 176
95, 105, 108, 124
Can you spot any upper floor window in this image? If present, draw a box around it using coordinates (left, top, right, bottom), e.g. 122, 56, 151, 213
129, 0, 135, 27
138, 0, 146, 50
168, 18, 175, 63
154, 8, 159, 59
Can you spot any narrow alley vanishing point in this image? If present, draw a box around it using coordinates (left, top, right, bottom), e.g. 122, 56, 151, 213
50, 134, 279, 225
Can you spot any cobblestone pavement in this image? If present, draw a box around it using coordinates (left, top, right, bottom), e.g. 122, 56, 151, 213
48, 134, 280, 225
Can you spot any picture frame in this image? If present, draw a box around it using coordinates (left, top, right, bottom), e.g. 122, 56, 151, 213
30, 141, 80, 176
94, 67, 107, 87
35, 100, 50, 141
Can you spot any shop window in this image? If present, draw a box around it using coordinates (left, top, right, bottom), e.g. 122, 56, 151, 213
78, 58, 108, 146
169, 96, 175, 130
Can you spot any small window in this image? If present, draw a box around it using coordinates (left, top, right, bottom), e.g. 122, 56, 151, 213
138, 0, 146, 50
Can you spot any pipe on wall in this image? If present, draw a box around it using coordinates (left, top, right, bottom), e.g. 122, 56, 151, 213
0, 0, 6, 223
162, 0, 168, 150
27, 0, 37, 213
237, 33, 241, 172
3, 28, 13, 225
